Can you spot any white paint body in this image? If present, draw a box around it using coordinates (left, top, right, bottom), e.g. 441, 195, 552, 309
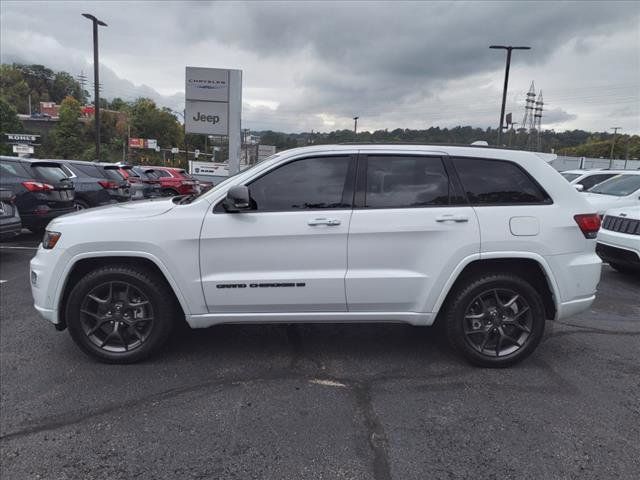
596, 205, 640, 264
30, 145, 602, 328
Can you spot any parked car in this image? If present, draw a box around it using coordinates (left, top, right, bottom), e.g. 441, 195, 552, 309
122, 166, 162, 199
147, 166, 199, 196
195, 178, 214, 194
0, 156, 75, 233
0, 188, 22, 240
30, 145, 603, 367
596, 206, 640, 274
582, 172, 640, 214
94, 163, 132, 203
560, 169, 618, 191
58, 160, 116, 210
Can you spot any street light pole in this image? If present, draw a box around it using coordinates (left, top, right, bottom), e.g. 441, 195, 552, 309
490, 45, 530, 147
82, 13, 107, 161
353, 116, 359, 135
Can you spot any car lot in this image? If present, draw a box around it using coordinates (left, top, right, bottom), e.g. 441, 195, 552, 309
1, 234, 639, 480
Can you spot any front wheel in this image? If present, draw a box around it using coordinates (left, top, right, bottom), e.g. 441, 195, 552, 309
443, 273, 546, 368
65, 264, 175, 363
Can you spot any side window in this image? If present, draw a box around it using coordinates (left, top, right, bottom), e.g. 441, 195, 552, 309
0, 162, 22, 178
154, 170, 171, 178
581, 174, 615, 191
248, 156, 353, 211
452, 157, 551, 205
365, 155, 449, 208
61, 165, 77, 178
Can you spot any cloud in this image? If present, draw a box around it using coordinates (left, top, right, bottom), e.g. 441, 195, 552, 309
1, 0, 638, 133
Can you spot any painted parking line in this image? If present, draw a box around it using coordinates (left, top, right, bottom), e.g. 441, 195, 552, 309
0, 245, 38, 250
0, 280, 7, 284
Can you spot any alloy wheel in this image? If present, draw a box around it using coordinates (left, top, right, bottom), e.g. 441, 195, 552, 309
463, 288, 533, 357
79, 281, 154, 353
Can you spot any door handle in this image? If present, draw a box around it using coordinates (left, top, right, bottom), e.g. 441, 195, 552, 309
308, 218, 341, 226
435, 214, 469, 223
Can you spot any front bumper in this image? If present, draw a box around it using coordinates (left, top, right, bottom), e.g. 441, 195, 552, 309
30, 245, 67, 325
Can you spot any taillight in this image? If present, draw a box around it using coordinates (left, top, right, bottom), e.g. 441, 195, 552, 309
574, 214, 601, 239
98, 180, 119, 189
22, 181, 54, 192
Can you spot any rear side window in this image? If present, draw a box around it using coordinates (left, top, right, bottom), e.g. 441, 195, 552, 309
31, 165, 69, 183
452, 157, 551, 205
580, 173, 615, 191
560, 172, 580, 182
365, 155, 449, 208
154, 170, 171, 178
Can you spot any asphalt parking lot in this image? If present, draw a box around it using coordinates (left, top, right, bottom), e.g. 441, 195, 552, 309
1, 234, 639, 480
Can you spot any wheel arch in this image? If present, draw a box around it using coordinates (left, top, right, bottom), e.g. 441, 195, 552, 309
56, 253, 189, 330
433, 254, 559, 322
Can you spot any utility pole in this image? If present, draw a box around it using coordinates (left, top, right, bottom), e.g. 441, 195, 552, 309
353, 116, 359, 135
609, 127, 621, 167
490, 45, 531, 147
509, 122, 518, 147
82, 13, 107, 161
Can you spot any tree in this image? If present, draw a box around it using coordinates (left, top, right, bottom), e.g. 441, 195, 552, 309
51, 96, 84, 159
0, 65, 30, 113
0, 98, 24, 155
51, 71, 86, 104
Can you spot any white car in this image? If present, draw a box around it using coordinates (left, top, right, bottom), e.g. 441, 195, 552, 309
582, 172, 640, 214
596, 206, 640, 274
30, 145, 602, 367
560, 169, 618, 191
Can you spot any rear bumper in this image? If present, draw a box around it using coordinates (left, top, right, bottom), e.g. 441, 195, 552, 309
21, 206, 76, 229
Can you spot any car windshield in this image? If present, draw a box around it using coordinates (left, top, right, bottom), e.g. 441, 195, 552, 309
588, 174, 640, 196
561, 172, 581, 182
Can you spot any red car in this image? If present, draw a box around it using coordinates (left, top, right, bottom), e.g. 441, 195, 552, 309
147, 166, 198, 196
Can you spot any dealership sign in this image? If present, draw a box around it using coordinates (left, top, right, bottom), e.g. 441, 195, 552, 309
13, 144, 34, 154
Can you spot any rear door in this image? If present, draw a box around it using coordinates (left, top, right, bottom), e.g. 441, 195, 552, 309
346, 152, 480, 314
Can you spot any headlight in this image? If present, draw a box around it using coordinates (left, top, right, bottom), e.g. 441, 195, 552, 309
42, 231, 62, 249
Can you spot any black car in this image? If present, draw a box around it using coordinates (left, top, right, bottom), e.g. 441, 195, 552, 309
129, 166, 163, 199
0, 187, 22, 240
95, 163, 131, 203
0, 156, 75, 233
59, 160, 116, 210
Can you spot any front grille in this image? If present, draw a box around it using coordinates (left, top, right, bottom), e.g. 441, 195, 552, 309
601, 215, 640, 235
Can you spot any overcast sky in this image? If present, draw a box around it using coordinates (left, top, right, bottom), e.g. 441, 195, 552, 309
1, 1, 639, 133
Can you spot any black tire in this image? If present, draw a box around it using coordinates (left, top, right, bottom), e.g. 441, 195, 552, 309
443, 273, 546, 368
75, 199, 90, 210
162, 189, 179, 197
609, 262, 638, 276
65, 264, 175, 363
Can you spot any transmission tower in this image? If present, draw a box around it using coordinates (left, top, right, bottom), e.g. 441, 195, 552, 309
77, 71, 88, 103
534, 91, 544, 151
520, 81, 536, 133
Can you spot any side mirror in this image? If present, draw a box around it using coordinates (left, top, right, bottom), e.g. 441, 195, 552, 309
574, 184, 584, 192
223, 185, 251, 212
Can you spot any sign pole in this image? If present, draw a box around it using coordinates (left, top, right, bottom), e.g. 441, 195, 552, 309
228, 69, 242, 175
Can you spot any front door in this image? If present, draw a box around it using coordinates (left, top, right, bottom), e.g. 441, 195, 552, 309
200, 154, 356, 313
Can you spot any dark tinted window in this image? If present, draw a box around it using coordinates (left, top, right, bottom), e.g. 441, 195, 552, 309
580, 173, 615, 191
0, 162, 27, 178
560, 172, 580, 182
453, 157, 550, 205
74, 163, 106, 178
365, 156, 449, 208
31, 165, 69, 182
248, 156, 352, 211
102, 168, 125, 181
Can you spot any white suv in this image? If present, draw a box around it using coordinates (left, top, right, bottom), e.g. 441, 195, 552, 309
30, 145, 602, 367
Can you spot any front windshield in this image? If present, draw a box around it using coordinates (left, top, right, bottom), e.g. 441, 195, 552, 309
588, 174, 640, 196
561, 172, 580, 182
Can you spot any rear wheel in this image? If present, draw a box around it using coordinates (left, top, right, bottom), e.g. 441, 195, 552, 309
75, 199, 90, 210
443, 273, 546, 368
65, 264, 175, 363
